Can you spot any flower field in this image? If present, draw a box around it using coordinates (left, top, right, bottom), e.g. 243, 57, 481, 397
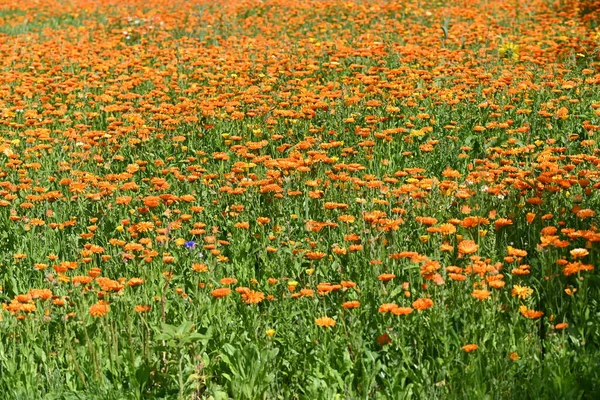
0, 0, 599, 398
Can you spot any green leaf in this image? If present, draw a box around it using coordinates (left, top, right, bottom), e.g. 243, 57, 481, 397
155, 332, 173, 342
176, 320, 194, 336
221, 372, 232, 382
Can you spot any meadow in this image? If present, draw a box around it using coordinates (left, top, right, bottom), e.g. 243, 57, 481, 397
0, 0, 599, 398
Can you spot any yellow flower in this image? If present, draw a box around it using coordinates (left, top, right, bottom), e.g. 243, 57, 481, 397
499, 41, 519, 61
511, 285, 533, 300
266, 329, 276, 337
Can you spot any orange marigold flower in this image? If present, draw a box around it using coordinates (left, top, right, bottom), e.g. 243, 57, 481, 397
412, 298, 434, 311
134, 305, 151, 313
554, 323, 568, 330
15, 294, 33, 303
338, 215, 355, 223
315, 316, 336, 328
53, 298, 66, 306
241, 290, 265, 305
21, 303, 37, 313
211, 288, 232, 299
526, 197, 543, 205
415, 216, 437, 226
449, 273, 467, 281
507, 246, 527, 257
142, 196, 161, 208
519, 305, 544, 319
488, 280, 505, 289
71, 275, 94, 286
349, 244, 363, 252
461, 344, 478, 353
461, 216, 489, 228
332, 247, 347, 255
378, 303, 398, 313
305, 251, 326, 260
439, 223, 456, 235
192, 263, 209, 272
457, 240, 479, 255
540, 226, 558, 236
342, 300, 360, 309
96, 277, 124, 292
562, 261, 594, 276
512, 267, 531, 275
316, 283, 342, 294
30, 289, 53, 300
391, 307, 413, 316
89, 301, 110, 317
127, 278, 145, 287
576, 209, 595, 219
494, 218, 513, 230
220, 277, 238, 285
471, 289, 491, 300
87, 267, 102, 278
378, 273, 396, 282
556, 106, 569, 120
440, 243, 454, 252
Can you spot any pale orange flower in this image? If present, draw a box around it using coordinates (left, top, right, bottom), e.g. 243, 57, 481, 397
315, 316, 336, 328
458, 240, 479, 255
